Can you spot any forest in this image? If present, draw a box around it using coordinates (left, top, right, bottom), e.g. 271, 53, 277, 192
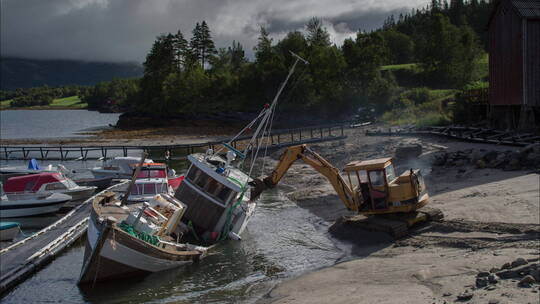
1, 0, 495, 125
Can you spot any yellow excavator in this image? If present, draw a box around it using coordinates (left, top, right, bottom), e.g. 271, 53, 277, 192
251, 144, 442, 237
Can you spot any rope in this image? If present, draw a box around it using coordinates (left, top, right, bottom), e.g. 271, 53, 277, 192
118, 221, 160, 246
218, 189, 246, 241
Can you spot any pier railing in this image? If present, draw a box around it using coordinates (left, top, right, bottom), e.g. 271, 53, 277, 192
1, 124, 348, 160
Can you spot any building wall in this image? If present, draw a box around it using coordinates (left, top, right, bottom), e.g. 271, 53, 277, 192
489, 3, 524, 106
525, 20, 540, 107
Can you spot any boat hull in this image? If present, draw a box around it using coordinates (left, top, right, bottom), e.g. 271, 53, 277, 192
79, 208, 201, 284
64, 187, 97, 201
0, 224, 20, 241
0, 194, 71, 218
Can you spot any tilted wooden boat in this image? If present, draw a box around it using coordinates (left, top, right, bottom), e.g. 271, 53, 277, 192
79, 191, 209, 284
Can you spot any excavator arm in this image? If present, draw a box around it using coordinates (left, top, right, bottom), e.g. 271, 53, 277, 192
250, 144, 361, 211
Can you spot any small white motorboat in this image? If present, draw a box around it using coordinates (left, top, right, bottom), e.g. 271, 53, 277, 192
4, 172, 97, 201
0, 192, 72, 218
0, 221, 20, 241
0, 159, 70, 183
91, 157, 153, 179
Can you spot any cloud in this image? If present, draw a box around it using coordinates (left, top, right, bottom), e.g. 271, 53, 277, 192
1, 0, 428, 62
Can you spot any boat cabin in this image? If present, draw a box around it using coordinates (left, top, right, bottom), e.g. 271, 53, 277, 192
343, 158, 425, 211
4, 172, 76, 193
174, 153, 251, 241
135, 163, 168, 179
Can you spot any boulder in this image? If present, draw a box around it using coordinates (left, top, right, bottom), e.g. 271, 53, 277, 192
476, 277, 488, 288
395, 144, 422, 160
496, 270, 518, 279
476, 159, 486, 169
488, 274, 499, 284
477, 271, 490, 278
457, 291, 473, 301
483, 151, 499, 162
518, 275, 536, 287
511, 258, 528, 268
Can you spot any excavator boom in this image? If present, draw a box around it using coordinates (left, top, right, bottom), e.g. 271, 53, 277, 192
253, 145, 360, 211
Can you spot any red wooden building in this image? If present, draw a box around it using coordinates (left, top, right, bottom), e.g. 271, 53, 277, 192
488, 0, 540, 128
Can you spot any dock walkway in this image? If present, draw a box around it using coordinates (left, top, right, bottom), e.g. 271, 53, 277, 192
1, 124, 347, 160
0, 182, 127, 296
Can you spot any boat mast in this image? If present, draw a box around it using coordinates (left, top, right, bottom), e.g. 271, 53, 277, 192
244, 52, 308, 156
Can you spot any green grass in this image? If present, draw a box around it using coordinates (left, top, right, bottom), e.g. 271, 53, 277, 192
0, 99, 13, 108
0, 95, 87, 110
50, 96, 87, 108
381, 88, 456, 127
380, 63, 418, 71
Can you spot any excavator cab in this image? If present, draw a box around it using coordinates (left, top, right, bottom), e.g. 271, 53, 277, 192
344, 158, 396, 212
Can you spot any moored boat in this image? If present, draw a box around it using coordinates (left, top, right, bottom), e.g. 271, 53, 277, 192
78, 191, 208, 284
0, 192, 72, 218
4, 172, 97, 201
90, 156, 153, 179
0, 221, 20, 241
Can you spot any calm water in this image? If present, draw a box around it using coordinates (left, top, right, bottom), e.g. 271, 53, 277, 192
0, 158, 356, 303
0, 110, 120, 139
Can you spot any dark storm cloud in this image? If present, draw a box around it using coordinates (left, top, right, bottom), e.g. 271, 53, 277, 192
1, 0, 427, 62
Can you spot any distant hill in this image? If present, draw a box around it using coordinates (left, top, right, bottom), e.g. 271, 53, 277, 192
0, 57, 143, 89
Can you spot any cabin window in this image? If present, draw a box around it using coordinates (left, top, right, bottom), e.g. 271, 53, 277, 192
369, 170, 385, 187
186, 166, 199, 182
130, 185, 141, 195
385, 164, 396, 182
218, 187, 233, 202
45, 182, 67, 190
143, 183, 155, 195
159, 183, 168, 193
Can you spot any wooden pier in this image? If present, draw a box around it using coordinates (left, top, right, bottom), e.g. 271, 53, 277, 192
0, 182, 128, 296
1, 124, 347, 161
366, 126, 540, 147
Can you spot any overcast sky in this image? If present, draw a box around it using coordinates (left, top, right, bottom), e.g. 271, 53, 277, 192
1, 0, 428, 63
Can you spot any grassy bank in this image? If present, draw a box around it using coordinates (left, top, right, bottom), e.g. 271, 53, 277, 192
0, 95, 87, 110
381, 88, 457, 126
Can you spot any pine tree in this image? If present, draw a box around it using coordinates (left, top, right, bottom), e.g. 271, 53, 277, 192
172, 30, 188, 71
306, 17, 331, 47
190, 22, 203, 67
200, 21, 217, 68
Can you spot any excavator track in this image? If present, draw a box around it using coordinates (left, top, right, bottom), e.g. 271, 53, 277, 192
340, 208, 445, 239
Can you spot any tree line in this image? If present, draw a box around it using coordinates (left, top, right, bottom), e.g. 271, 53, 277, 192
2, 0, 495, 120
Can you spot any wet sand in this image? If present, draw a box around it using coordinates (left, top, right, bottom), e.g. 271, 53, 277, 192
256, 129, 540, 304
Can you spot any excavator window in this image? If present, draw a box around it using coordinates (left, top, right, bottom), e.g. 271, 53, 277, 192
368, 170, 385, 187
385, 164, 396, 183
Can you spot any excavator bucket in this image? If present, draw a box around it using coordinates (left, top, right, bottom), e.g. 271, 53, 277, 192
249, 178, 267, 201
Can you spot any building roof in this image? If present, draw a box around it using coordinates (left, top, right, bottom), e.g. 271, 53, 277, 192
512, 0, 540, 18
489, 0, 540, 27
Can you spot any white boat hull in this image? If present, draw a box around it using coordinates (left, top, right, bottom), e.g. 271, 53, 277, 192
0, 193, 71, 218
0, 225, 20, 241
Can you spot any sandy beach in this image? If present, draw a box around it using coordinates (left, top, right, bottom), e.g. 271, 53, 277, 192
255, 128, 539, 304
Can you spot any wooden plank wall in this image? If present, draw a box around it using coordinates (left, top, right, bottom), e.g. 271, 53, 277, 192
489, 2, 523, 106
